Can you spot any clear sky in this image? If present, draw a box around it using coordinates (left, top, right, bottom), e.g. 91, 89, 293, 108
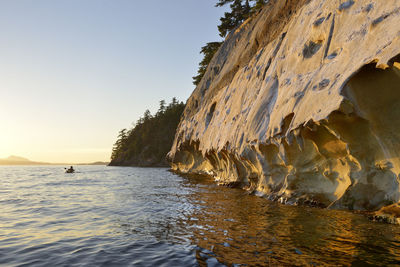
0, 0, 227, 163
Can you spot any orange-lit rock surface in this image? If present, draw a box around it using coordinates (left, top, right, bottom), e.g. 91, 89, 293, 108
168, 0, 400, 212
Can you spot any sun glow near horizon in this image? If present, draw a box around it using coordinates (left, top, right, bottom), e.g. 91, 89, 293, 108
0, 131, 112, 164
0, 0, 226, 163
0, 99, 114, 163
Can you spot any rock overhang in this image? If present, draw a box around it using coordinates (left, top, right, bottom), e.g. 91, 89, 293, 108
169, 0, 400, 213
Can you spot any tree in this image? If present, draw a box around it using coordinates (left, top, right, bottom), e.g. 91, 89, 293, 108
215, 0, 234, 7
109, 99, 186, 167
111, 128, 128, 160
158, 100, 166, 113
218, 0, 251, 37
216, 0, 266, 15
192, 0, 267, 85
192, 42, 223, 85
251, 0, 267, 12
216, 0, 266, 8
143, 109, 152, 122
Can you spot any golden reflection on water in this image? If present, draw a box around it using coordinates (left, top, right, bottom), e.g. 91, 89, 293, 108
177, 174, 400, 266
1, 167, 400, 266
0, 168, 115, 244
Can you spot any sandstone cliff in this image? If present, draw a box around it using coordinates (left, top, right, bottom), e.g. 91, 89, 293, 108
169, 0, 400, 213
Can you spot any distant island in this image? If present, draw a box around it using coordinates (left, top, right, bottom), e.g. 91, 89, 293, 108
0, 155, 109, 166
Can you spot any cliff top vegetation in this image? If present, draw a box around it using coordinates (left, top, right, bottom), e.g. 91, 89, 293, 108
193, 0, 267, 85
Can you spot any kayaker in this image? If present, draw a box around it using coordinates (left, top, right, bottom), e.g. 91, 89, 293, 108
66, 166, 75, 173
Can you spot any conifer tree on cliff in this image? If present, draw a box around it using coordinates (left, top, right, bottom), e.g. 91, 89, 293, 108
252, 0, 267, 11
216, 0, 266, 9
217, 0, 251, 37
192, 0, 267, 85
216, 0, 267, 37
192, 42, 223, 85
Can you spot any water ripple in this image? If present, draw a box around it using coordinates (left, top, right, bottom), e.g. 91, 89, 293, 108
0, 166, 400, 266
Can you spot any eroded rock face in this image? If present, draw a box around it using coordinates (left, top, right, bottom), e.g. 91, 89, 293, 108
169, 0, 400, 211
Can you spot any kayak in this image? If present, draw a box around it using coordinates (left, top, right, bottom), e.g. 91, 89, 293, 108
65, 169, 75, 173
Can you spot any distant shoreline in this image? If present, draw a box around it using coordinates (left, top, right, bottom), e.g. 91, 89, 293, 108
0, 163, 109, 166
0, 157, 109, 166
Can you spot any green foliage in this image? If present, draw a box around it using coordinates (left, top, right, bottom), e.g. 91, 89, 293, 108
252, 0, 267, 11
215, 0, 234, 7
192, 42, 223, 86
216, 0, 267, 37
192, 0, 267, 86
110, 98, 186, 166
216, 0, 266, 9
218, 0, 251, 38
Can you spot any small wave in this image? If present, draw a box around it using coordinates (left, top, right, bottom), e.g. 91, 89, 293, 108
0, 165, 399, 266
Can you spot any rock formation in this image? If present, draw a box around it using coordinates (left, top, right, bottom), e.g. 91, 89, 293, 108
168, 0, 400, 213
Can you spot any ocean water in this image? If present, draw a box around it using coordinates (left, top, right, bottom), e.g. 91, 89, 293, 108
0, 165, 399, 266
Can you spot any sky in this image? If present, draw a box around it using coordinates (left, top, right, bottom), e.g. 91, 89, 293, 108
0, 0, 227, 163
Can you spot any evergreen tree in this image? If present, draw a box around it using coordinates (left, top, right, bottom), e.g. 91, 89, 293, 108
218, 0, 251, 37
192, 0, 267, 85
109, 99, 186, 167
158, 100, 166, 112
192, 42, 223, 86
252, 0, 267, 12
216, 0, 265, 8
215, 0, 233, 7
143, 109, 152, 121
111, 128, 128, 160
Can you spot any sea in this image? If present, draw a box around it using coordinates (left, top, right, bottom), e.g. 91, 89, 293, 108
0, 165, 399, 266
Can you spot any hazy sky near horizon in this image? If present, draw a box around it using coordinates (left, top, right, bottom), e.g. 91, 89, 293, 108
0, 0, 227, 163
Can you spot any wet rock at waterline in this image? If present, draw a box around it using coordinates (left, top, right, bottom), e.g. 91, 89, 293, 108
168, 0, 400, 215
